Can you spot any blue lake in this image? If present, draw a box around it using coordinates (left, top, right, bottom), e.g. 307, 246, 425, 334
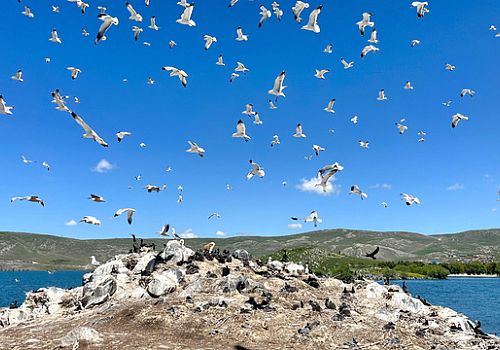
0, 272, 498, 335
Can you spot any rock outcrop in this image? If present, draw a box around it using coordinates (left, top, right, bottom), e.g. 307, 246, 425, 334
0, 242, 498, 350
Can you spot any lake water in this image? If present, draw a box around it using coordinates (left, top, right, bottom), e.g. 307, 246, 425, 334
393, 278, 500, 335
0, 272, 498, 335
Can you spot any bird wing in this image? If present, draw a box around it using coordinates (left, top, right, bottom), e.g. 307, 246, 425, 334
273, 71, 285, 91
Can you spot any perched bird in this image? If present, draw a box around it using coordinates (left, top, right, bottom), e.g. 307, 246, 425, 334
235, 62, 249, 73
161, 66, 188, 87
11, 70, 23, 82
401, 193, 420, 206
395, 121, 408, 134
365, 246, 380, 259
292, 1, 310, 23
21, 6, 34, 18
11, 196, 44, 206
293, 123, 306, 138
445, 63, 455, 71
216, 54, 225, 66
88, 194, 106, 202
236, 26, 248, 41
349, 185, 368, 200
232, 120, 250, 141
203, 35, 217, 50
323, 43, 333, 53
411, 2, 429, 18
116, 131, 132, 142
271, 135, 281, 147
148, 16, 159, 30
356, 12, 374, 36
247, 160, 265, 180
176, 3, 195, 26
359, 141, 369, 149
314, 69, 330, 79
377, 89, 387, 101
324, 98, 335, 113
49, 29, 62, 44
312, 144, 325, 156
66, 67, 82, 80
70, 111, 108, 147
90, 256, 101, 266
460, 89, 475, 98
95, 14, 119, 44
361, 45, 379, 58
81, 216, 101, 225
268, 71, 286, 98
132, 26, 143, 41
341, 58, 354, 69
404, 81, 414, 90
411, 39, 421, 47
301, 5, 322, 33
126, 2, 143, 22
186, 141, 205, 157
114, 208, 136, 224
368, 28, 379, 43
451, 113, 469, 128
291, 211, 322, 227
258, 5, 271, 28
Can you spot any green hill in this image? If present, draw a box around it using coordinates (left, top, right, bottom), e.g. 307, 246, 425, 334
0, 228, 499, 271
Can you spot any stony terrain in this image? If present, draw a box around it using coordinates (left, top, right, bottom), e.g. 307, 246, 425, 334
0, 241, 498, 350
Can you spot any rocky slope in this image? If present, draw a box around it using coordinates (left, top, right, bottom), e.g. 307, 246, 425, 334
0, 241, 498, 350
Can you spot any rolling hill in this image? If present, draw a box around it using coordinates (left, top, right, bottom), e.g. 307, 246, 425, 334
0, 228, 499, 270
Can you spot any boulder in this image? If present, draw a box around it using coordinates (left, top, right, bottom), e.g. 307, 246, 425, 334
161, 240, 194, 265
132, 252, 157, 274
147, 269, 182, 297
60, 327, 102, 347
232, 249, 250, 261
81, 275, 117, 309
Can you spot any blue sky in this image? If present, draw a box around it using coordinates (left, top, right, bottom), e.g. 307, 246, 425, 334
1, 0, 499, 239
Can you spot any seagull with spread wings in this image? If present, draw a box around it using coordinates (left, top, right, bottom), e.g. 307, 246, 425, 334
186, 141, 205, 157
291, 211, 322, 227
292, 1, 309, 23
176, 3, 196, 26
126, 2, 142, 22
356, 12, 374, 35
95, 13, 119, 44
161, 66, 188, 87
11, 196, 44, 206
70, 111, 109, 147
301, 5, 322, 33
246, 160, 265, 180
268, 71, 286, 98
114, 208, 136, 224
0, 95, 14, 115
232, 120, 250, 141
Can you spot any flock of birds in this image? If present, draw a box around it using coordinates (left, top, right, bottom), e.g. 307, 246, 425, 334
2, 0, 499, 238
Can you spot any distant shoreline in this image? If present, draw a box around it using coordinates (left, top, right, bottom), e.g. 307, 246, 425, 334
448, 274, 499, 278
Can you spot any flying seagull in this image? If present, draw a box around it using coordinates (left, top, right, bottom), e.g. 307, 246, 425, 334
460, 89, 475, 98
323, 43, 333, 53
116, 131, 131, 142
247, 160, 265, 180
349, 185, 368, 200
361, 45, 379, 58
114, 208, 136, 224
259, 5, 272, 28
292, 1, 310, 23
324, 98, 335, 113
341, 58, 354, 69
70, 111, 109, 147
411, 2, 429, 18
451, 113, 469, 128
49, 29, 62, 44
22, 6, 35, 18
293, 123, 306, 138
368, 28, 379, 43
80, 216, 101, 225
268, 71, 286, 98
21, 155, 34, 164
381, 202, 388, 208
148, 16, 159, 30
291, 211, 322, 227
66, 67, 82, 80
312, 144, 325, 156
126, 2, 143, 22
203, 35, 217, 50
216, 54, 225, 66
401, 193, 420, 206
411, 39, 421, 47
445, 63, 455, 71
235, 62, 249, 73
253, 113, 263, 125
236, 26, 248, 41
132, 26, 143, 41
229, 72, 239, 82
272, 2, 283, 21
176, 3, 196, 26
404, 81, 414, 90
315, 162, 344, 192
88, 194, 106, 202
228, 0, 239, 7
161, 66, 188, 87
314, 69, 330, 79
169, 40, 177, 48
377, 89, 387, 101
271, 135, 280, 147
11, 196, 44, 206
42, 161, 50, 171
51, 89, 70, 112
186, 141, 205, 157
301, 5, 322, 33
232, 120, 250, 141
395, 121, 408, 134
0, 95, 14, 115
144, 185, 162, 192
208, 212, 221, 219
356, 12, 374, 36
95, 14, 119, 44
158, 224, 170, 237
359, 141, 369, 149
242, 103, 256, 116
269, 100, 277, 109
365, 246, 380, 259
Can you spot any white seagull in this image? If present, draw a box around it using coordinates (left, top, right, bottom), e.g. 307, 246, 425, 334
349, 185, 368, 200
359, 140, 369, 149
116, 131, 131, 142
445, 63, 455, 71
236, 26, 248, 41
114, 208, 136, 224
247, 160, 265, 180
323, 43, 333, 53
186, 141, 205, 157
460, 89, 475, 98
0, 95, 14, 115
293, 123, 306, 138
176, 3, 195, 26
377, 89, 387, 100
148, 16, 159, 30
42, 161, 50, 171
401, 193, 420, 206
451, 113, 469, 128
411, 39, 421, 47
232, 120, 250, 141
88, 194, 106, 202
208, 212, 221, 220
356, 12, 374, 36
341, 58, 354, 69
11, 70, 23, 82
291, 211, 322, 227
132, 26, 143, 41
49, 29, 62, 44
361, 45, 379, 58
314, 69, 330, 79
51, 89, 69, 112
203, 35, 217, 50
269, 100, 277, 109
268, 71, 286, 98
21, 155, 34, 164
229, 72, 239, 83
11, 196, 45, 206
22, 6, 35, 18
161, 66, 188, 87
126, 2, 142, 22
66, 67, 82, 80
301, 5, 322, 33
82, 28, 90, 36
404, 81, 414, 90
228, 0, 239, 7
351, 115, 358, 124
271, 135, 280, 147
81, 216, 101, 225
324, 98, 335, 113
396, 121, 408, 134
91, 256, 101, 266
70, 111, 109, 147
411, 2, 429, 18
242, 103, 256, 116
169, 40, 177, 49
368, 28, 378, 43
312, 144, 325, 156
95, 14, 119, 44
259, 5, 272, 28
253, 113, 263, 125
216, 54, 225, 66
292, 1, 309, 23
235, 62, 249, 73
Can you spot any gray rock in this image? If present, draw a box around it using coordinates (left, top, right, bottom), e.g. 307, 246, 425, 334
161, 240, 194, 265
81, 275, 117, 309
147, 269, 182, 297
132, 252, 157, 274
60, 327, 103, 347
232, 249, 250, 261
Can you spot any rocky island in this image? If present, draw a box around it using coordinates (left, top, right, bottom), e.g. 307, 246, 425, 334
0, 241, 498, 350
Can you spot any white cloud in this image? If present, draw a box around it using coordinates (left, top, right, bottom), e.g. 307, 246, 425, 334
179, 228, 197, 238
215, 230, 226, 236
446, 183, 464, 191
93, 159, 114, 173
369, 183, 392, 190
296, 177, 341, 196
288, 223, 302, 229
64, 219, 77, 227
